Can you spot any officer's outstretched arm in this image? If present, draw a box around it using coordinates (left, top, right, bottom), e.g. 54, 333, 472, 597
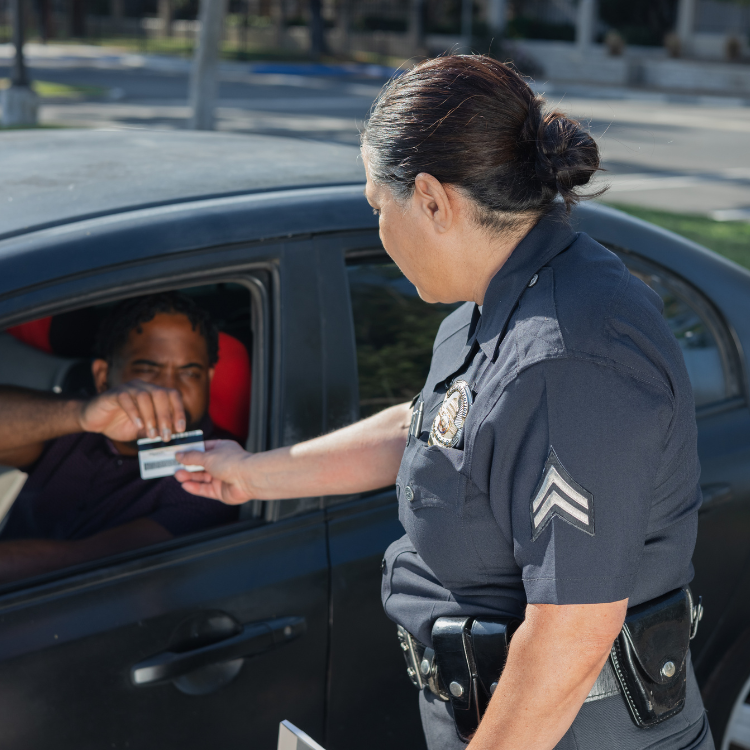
467, 599, 628, 750
175, 402, 413, 505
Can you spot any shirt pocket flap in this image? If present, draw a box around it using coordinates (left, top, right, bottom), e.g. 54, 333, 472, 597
405, 442, 464, 512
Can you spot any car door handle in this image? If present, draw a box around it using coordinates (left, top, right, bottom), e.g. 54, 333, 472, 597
699, 483, 733, 513
131, 615, 306, 686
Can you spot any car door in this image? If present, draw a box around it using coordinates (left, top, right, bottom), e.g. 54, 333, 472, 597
0, 238, 331, 750
318, 234, 462, 750
614, 252, 750, 672
321, 233, 750, 750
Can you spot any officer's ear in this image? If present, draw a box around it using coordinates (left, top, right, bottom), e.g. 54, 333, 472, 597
413, 173, 454, 234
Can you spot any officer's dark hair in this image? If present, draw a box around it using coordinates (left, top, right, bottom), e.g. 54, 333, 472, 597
362, 55, 604, 231
94, 292, 220, 367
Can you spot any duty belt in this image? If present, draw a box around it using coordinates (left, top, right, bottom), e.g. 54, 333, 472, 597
397, 587, 703, 742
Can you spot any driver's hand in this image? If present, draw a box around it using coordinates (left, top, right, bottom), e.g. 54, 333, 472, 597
175, 440, 253, 505
79, 380, 187, 443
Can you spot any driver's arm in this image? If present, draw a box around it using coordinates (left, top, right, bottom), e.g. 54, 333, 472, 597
0, 386, 88, 468
0, 381, 186, 468
0, 518, 173, 584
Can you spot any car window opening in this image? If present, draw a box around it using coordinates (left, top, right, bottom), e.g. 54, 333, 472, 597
0, 282, 256, 588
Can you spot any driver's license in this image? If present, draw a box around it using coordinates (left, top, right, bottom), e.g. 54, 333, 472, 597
137, 429, 205, 480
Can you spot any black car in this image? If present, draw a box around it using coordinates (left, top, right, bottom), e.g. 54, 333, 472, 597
1, 129, 749, 750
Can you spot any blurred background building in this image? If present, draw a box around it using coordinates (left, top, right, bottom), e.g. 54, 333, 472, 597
2, 0, 749, 69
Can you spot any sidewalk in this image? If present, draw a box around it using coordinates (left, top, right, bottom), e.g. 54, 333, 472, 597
0, 43, 396, 79
516, 39, 750, 103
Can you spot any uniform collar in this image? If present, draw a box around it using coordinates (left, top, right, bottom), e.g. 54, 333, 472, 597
425, 210, 576, 392
474, 208, 576, 359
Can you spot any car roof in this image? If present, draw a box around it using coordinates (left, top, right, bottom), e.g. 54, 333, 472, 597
1, 129, 365, 241
3, 131, 750, 376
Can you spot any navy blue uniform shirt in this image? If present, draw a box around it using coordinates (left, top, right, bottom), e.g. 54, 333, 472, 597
2, 415, 238, 541
382, 210, 701, 648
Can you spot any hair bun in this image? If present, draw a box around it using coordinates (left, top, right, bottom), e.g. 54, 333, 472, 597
521, 98, 602, 209
363, 54, 605, 227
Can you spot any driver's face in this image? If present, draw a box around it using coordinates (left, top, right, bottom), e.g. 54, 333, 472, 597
103, 313, 214, 429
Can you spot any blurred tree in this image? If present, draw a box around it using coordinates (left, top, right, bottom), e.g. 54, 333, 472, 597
310, 0, 326, 59
34, 0, 54, 40
70, 0, 87, 36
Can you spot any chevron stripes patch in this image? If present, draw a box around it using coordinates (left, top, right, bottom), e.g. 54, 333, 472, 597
531, 448, 595, 541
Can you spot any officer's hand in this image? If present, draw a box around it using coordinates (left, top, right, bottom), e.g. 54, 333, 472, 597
175, 440, 254, 505
79, 380, 187, 443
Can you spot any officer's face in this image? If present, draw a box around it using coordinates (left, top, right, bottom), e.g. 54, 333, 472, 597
364, 153, 536, 306
363, 155, 456, 304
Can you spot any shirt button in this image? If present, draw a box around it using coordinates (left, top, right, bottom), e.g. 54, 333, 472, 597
405, 485, 415, 503
528, 274, 539, 288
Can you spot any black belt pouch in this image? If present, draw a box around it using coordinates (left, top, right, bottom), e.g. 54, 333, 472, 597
432, 616, 519, 742
610, 588, 692, 728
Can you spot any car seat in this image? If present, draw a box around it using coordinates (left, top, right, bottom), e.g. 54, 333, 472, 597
5, 318, 251, 443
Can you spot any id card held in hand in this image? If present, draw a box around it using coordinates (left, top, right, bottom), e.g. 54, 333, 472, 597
137, 430, 205, 480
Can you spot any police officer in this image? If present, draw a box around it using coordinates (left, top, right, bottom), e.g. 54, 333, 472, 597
177, 56, 713, 750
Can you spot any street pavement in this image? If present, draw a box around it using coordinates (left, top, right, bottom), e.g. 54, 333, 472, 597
2, 43, 750, 220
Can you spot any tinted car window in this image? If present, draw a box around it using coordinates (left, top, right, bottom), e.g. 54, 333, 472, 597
347, 261, 462, 418
626, 264, 739, 408
349, 255, 739, 415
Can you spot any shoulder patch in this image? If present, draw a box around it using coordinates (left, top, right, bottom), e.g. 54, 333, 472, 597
531, 448, 594, 540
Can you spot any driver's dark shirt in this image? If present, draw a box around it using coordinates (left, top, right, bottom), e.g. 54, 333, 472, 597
1, 416, 238, 541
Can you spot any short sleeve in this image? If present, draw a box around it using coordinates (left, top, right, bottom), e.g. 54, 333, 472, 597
487, 357, 674, 605
148, 478, 239, 537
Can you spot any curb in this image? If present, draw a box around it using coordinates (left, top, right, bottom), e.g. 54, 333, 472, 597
0, 44, 397, 79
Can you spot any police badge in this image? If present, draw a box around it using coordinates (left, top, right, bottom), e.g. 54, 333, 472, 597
428, 380, 473, 449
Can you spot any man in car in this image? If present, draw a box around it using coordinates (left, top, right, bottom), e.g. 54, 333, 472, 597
0, 292, 238, 584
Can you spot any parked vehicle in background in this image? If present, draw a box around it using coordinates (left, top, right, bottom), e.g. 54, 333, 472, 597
1, 130, 749, 750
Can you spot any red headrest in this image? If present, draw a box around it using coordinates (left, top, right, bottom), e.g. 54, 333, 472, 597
210, 332, 251, 443
7, 318, 251, 443
6, 317, 53, 353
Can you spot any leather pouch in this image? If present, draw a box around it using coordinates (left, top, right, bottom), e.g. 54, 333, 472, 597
432, 616, 519, 742
609, 588, 692, 728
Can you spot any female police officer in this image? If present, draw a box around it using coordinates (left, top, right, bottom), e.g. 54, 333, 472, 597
176, 56, 713, 750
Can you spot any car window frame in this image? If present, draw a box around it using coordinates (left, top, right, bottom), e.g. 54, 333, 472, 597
0, 259, 277, 594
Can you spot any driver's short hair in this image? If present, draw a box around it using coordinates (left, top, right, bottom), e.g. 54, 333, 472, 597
94, 292, 220, 366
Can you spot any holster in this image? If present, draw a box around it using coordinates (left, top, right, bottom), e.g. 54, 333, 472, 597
610, 587, 702, 728
431, 616, 520, 742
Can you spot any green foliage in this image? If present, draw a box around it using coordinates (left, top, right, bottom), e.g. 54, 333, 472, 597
424, 0, 483, 35
354, 16, 408, 33
506, 17, 575, 42
605, 203, 750, 271
0, 78, 105, 99
349, 264, 461, 418
598, 0, 677, 47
